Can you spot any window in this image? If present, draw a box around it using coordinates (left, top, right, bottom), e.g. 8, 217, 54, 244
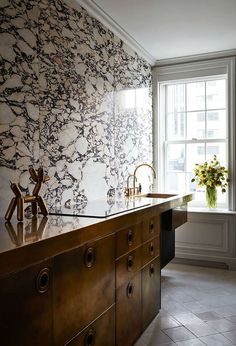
153, 58, 235, 210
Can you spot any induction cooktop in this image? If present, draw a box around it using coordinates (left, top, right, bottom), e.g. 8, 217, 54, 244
48, 198, 151, 218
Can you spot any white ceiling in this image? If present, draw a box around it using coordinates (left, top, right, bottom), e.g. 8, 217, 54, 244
91, 0, 236, 63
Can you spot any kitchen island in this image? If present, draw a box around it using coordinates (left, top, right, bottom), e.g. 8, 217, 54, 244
0, 192, 192, 346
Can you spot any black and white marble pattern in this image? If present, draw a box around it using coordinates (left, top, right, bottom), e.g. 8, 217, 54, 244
0, 0, 152, 215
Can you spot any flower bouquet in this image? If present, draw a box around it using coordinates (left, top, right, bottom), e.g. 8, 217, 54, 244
191, 155, 229, 208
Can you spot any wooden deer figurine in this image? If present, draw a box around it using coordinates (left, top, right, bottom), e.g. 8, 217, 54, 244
5, 167, 50, 222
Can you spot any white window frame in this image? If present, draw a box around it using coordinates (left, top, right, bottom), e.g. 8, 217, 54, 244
153, 58, 236, 211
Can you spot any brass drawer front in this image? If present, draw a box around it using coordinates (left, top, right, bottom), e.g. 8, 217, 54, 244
116, 247, 142, 289
142, 216, 160, 242
67, 306, 115, 346
116, 223, 142, 258
142, 237, 160, 266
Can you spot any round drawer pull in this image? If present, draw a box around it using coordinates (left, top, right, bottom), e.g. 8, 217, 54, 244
149, 242, 154, 256
84, 247, 95, 268
127, 282, 134, 298
127, 255, 133, 272
84, 328, 95, 346
149, 221, 154, 233
149, 263, 155, 277
127, 229, 133, 246
36, 268, 50, 294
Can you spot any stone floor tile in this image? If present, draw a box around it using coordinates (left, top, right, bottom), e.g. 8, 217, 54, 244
147, 328, 176, 345
226, 315, 236, 324
213, 305, 236, 318
200, 333, 236, 345
163, 302, 190, 314
169, 291, 196, 304
155, 315, 181, 330
184, 321, 217, 337
176, 339, 205, 346
223, 329, 236, 343
170, 312, 202, 325
182, 301, 212, 314
163, 326, 196, 342
196, 311, 221, 321
206, 318, 236, 332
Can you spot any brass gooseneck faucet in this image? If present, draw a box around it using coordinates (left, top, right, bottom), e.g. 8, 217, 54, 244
125, 163, 156, 197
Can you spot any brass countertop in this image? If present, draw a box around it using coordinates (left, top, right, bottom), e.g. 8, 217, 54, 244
0, 192, 193, 278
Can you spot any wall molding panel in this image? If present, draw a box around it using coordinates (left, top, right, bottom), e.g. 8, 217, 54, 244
175, 212, 236, 269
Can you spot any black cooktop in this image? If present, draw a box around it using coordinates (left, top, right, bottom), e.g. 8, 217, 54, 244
49, 198, 151, 218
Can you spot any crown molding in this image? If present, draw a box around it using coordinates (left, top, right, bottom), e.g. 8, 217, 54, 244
72, 0, 156, 66
154, 48, 236, 67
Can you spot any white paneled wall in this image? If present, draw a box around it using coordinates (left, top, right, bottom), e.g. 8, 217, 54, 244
175, 212, 236, 270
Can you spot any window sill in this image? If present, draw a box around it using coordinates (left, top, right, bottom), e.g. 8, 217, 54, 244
188, 206, 236, 215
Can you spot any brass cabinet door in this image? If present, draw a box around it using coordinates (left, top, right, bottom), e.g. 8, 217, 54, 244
67, 306, 115, 346
0, 259, 53, 346
142, 257, 161, 330
116, 272, 142, 346
54, 234, 115, 345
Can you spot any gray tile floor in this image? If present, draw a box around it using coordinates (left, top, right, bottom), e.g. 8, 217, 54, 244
135, 263, 236, 345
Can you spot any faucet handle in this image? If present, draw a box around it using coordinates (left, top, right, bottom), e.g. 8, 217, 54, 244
138, 183, 142, 193
125, 174, 138, 197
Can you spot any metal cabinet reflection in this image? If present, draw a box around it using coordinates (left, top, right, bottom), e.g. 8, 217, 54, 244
4, 216, 48, 246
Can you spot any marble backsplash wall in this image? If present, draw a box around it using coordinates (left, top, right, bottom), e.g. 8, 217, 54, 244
0, 0, 152, 216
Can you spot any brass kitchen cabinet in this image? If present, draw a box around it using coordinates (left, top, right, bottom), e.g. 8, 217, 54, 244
115, 212, 161, 346
0, 259, 53, 346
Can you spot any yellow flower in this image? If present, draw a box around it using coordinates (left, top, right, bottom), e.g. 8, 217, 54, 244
191, 156, 229, 194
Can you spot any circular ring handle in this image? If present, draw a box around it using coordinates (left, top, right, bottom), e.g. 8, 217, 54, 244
84, 247, 95, 268
127, 282, 134, 298
149, 263, 155, 277
127, 229, 133, 246
36, 268, 50, 294
149, 242, 154, 256
149, 220, 154, 233
127, 255, 133, 272
84, 328, 95, 346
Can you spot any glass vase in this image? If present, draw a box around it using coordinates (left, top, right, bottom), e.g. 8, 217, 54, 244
206, 187, 217, 209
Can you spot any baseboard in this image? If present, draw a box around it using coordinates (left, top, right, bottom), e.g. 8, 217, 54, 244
172, 257, 229, 269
